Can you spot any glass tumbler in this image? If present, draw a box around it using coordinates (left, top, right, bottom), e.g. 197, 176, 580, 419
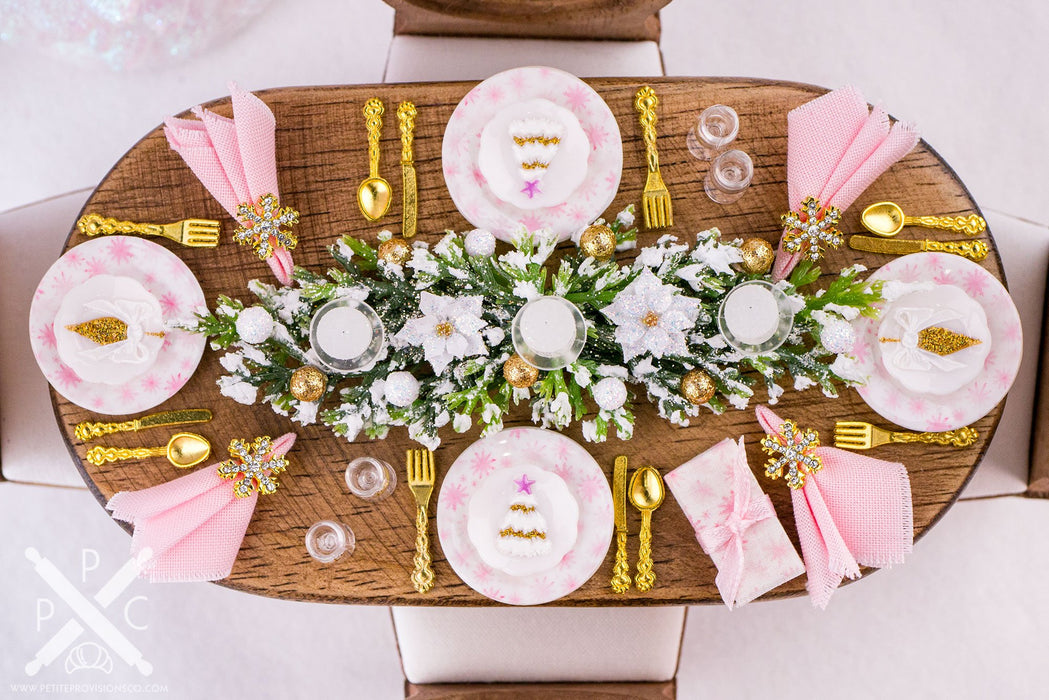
345, 456, 397, 501
686, 104, 739, 161
305, 521, 356, 563
704, 149, 754, 204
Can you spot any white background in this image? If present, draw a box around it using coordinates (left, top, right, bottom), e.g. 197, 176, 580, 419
1, 0, 1048, 697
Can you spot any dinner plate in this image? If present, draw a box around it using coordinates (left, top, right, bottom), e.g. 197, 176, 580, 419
437, 427, 613, 605
30, 236, 207, 415
442, 66, 623, 241
852, 252, 1022, 431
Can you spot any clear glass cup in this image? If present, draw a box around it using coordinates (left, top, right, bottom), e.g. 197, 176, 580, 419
345, 456, 397, 501
686, 104, 739, 161
305, 521, 356, 563
704, 149, 754, 204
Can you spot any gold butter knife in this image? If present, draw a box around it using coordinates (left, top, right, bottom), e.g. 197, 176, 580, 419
611, 455, 631, 593
75, 409, 213, 441
397, 101, 418, 238
848, 235, 989, 262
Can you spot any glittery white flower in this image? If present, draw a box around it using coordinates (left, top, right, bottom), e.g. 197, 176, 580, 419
395, 292, 487, 373
602, 269, 700, 361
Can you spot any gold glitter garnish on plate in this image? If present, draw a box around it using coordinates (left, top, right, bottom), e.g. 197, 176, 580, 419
66, 317, 164, 346
880, 326, 981, 356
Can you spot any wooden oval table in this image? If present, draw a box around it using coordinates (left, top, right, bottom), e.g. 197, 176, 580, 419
54, 77, 1004, 606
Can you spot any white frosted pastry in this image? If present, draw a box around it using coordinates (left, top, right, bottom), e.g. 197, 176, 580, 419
467, 465, 579, 577
477, 98, 589, 210
54, 275, 166, 385
877, 284, 991, 396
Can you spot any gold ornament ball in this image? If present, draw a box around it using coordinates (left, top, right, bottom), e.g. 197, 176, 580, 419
680, 370, 716, 405
739, 237, 775, 274
290, 365, 327, 402
503, 354, 540, 388
579, 224, 616, 259
378, 237, 412, 265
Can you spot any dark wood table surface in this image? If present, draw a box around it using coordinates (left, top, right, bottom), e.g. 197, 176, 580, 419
52, 77, 1003, 605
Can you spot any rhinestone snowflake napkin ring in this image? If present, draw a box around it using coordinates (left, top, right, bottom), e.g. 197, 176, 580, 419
781, 196, 843, 264
760, 419, 823, 489
234, 194, 299, 261
218, 435, 289, 497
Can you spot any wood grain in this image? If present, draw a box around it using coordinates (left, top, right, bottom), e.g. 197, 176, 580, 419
54, 77, 1003, 606
385, 0, 670, 42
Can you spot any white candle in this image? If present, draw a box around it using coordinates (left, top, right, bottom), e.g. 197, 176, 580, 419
723, 284, 780, 344
519, 297, 577, 355
314, 306, 373, 360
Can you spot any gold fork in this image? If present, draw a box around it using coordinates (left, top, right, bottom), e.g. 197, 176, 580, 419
406, 449, 436, 593
634, 86, 673, 229
78, 213, 220, 248
834, 421, 979, 450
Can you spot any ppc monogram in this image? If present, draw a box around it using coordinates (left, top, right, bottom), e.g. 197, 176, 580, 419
25, 547, 153, 677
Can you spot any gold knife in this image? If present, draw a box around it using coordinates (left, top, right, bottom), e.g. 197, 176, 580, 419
397, 101, 418, 238
611, 455, 631, 593
74, 409, 213, 442
849, 235, 989, 262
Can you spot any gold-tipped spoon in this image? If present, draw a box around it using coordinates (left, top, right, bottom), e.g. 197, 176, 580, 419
861, 201, 986, 237
628, 465, 665, 592
86, 432, 211, 468
357, 98, 392, 221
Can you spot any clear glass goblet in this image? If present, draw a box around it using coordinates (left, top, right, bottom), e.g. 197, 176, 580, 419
704, 149, 753, 204
686, 104, 739, 161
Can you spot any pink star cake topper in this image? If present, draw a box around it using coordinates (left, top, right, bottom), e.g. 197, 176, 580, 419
513, 473, 536, 494
520, 180, 541, 198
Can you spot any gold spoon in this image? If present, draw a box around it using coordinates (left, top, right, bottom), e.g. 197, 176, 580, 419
85, 432, 211, 468
861, 201, 987, 237
357, 98, 392, 221
628, 465, 665, 592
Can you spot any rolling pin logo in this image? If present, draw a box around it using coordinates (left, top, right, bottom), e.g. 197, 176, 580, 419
25, 548, 153, 678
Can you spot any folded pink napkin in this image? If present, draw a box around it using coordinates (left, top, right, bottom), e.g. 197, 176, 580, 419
164, 83, 296, 285
772, 86, 920, 281
107, 433, 296, 583
755, 405, 912, 608
664, 437, 804, 609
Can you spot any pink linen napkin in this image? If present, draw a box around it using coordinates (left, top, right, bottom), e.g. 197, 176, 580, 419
664, 437, 805, 609
164, 82, 296, 285
772, 86, 920, 281
755, 405, 912, 608
107, 433, 296, 583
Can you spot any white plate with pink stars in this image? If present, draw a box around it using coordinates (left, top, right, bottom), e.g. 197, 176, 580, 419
437, 427, 613, 605
852, 252, 1022, 431
442, 66, 623, 242
30, 236, 207, 415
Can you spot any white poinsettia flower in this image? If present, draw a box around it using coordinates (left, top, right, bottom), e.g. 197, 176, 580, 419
395, 292, 487, 373
602, 269, 700, 361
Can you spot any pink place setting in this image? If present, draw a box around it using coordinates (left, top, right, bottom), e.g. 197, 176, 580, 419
29, 236, 207, 415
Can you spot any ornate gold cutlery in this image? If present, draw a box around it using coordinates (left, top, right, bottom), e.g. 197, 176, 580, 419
406, 448, 436, 593
75, 409, 213, 441
358, 98, 393, 221
397, 101, 418, 238
634, 86, 672, 229
848, 234, 989, 261
628, 464, 665, 592
611, 455, 631, 593
77, 213, 220, 247
861, 201, 986, 237
86, 432, 211, 468
834, 421, 979, 450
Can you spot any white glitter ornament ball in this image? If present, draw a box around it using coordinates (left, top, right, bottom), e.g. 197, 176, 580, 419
385, 371, 421, 407
593, 377, 628, 411
464, 229, 496, 257
236, 306, 274, 344
820, 316, 856, 354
